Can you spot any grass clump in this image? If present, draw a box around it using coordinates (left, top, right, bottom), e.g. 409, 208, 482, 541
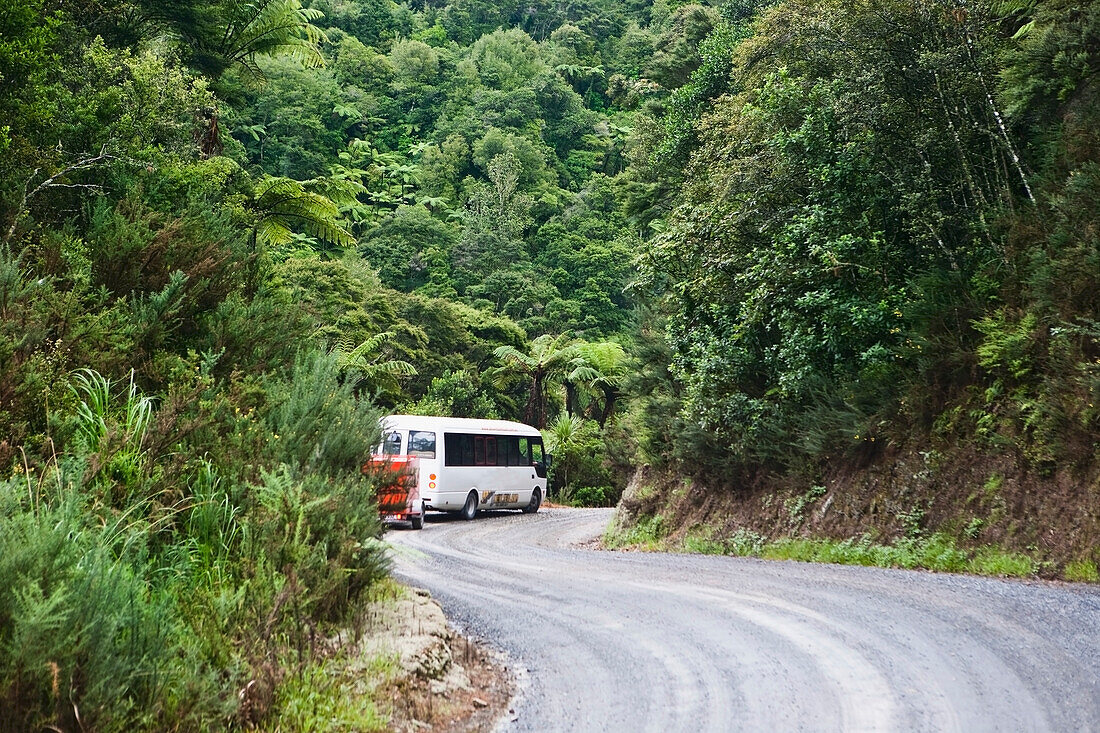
667, 528, 1041, 578
1064, 560, 1099, 582
604, 513, 667, 550
263, 657, 393, 733
968, 548, 1039, 577
683, 527, 767, 557
682, 534, 727, 555
760, 534, 1034, 576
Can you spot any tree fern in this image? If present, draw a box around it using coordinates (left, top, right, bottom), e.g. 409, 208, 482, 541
493, 332, 580, 428
251, 176, 354, 256
568, 341, 627, 426
157, 0, 327, 80
332, 331, 417, 396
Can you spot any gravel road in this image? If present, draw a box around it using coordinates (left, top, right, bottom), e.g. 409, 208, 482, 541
386, 506, 1100, 732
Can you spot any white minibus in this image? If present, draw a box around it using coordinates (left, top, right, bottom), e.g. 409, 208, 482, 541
373, 415, 549, 522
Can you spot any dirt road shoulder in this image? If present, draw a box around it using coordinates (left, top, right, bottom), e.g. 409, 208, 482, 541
357, 584, 514, 731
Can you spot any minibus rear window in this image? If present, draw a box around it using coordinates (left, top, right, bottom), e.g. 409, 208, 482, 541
408, 431, 436, 459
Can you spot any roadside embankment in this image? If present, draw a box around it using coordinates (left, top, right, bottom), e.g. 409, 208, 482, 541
607, 447, 1100, 581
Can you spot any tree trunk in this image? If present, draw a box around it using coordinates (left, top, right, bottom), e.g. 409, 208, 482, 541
527, 373, 545, 428
598, 386, 617, 428
565, 382, 578, 417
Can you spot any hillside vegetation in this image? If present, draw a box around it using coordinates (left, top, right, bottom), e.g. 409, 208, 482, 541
0, 0, 657, 727
613, 0, 1100, 581
1, 0, 1098, 727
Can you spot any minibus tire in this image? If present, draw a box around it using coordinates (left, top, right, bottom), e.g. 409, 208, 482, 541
460, 491, 478, 521
522, 488, 542, 514
411, 508, 424, 530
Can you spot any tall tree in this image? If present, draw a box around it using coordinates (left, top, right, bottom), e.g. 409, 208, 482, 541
566, 340, 627, 427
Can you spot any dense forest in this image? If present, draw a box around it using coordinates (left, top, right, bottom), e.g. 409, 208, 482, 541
1, 0, 1098, 728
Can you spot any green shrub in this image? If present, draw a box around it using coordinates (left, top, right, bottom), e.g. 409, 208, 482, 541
544, 416, 615, 501
0, 475, 228, 732
402, 369, 500, 419
249, 467, 389, 624
0, 346, 392, 731
563, 484, 616, 507
265, 350, 382, 476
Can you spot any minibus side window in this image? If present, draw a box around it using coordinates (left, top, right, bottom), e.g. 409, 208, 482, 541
382, 431, 403, 455
502, 436, 521, 465
444, 433, 462, 466
443, 433, 526, 466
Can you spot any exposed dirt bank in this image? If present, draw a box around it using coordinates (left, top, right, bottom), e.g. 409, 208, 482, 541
615, 444, 1100, 579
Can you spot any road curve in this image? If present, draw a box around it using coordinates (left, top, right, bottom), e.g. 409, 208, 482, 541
386, 507, 1100, 732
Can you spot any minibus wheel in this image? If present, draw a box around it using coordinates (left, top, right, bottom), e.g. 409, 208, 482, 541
460, 491, 478, 521
522, 487, 542, 514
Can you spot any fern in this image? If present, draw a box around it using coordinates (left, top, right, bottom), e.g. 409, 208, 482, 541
493, 332, 581, 427
332, 331, 417, 395
193, 0, 326, 81
251, 176, 354, 256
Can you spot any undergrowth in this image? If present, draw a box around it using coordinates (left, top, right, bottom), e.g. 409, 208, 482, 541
758, 535, 1038, 577
262, 654, 396, 733
0, 358, 393, 731
603, 513, 667, 550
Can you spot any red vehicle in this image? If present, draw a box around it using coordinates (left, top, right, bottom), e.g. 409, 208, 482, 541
364, 455, 424, 529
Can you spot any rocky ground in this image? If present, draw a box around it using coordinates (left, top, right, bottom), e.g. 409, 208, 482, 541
358, 585, 514, 731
